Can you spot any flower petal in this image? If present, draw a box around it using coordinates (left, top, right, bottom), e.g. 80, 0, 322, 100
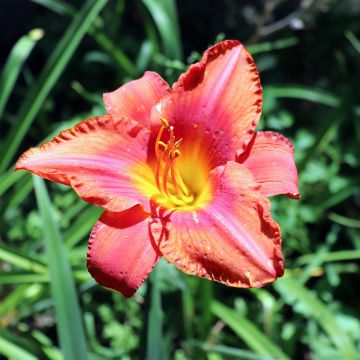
153, 161, 283, 288
238, 131, 300, 199
103, 71, 170, 128
87, 206, 161, 297
156, 40, 262, 168
15, 115, 153, 212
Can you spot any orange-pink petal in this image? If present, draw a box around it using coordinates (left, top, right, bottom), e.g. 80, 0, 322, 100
87, 206, 161, 297
238, 131, 300, 199
153, 161, 283, 288
155, 40, 262, 168
15, 116, 151, 212
103, 71, 170, 128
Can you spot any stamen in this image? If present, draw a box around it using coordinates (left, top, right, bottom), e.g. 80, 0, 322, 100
154, 117, 194, 207
155, 145, 168, 191
155, 118, 169, 158
162, 151, 173, 196
158, 141, 167, 151
160, 117, 169, 127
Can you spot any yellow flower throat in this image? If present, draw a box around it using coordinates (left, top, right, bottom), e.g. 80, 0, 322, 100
154, 118, 195, 207
132, 118, 212, 210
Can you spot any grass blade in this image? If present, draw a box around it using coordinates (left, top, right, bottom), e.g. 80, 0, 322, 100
0, 0, 108, 173
189, 341, 273, 360
142, 0, 182, 60
247, 37, 298, 55
0, 170, 26, 196
64, 206, 102, 249
0, 284, 43, 319
345, 31, 360, 56
211, 301, 290, 360
30, 0, 74, 16
299, 108, 346, 171
0, 245, 47, 273
0, 29, 43, 120
0, 272, 49, 285
298, 249, 360, 265
32, 0, 135, 77
328, 212, 360, 229
264, 85, 340, 107
146, 264, 165, 360
274, 276, 359, 359
33, 176, 88, 360
200, 281, 214, 339
90, 29, 138, 77
0, 329, 40, 360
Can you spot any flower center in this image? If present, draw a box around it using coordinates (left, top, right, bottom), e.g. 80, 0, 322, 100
154, 118, 195, 207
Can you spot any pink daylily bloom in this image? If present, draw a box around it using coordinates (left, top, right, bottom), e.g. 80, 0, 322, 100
16, 40, 299, 297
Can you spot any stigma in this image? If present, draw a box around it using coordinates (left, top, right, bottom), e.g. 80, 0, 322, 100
154, 118, 194, 206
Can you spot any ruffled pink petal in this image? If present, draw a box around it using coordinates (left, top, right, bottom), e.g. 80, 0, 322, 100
103, 71, 170, 128
15, 115, 153, 212
152, 161, 283, 288
238, 131, 300, 199
87, 206, 161, 297
155, 40, 262, 168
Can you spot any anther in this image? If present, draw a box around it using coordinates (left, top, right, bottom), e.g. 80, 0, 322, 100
160, 117, 169, 128
158, 141, 167, 151
154, 117, 194, 206
172, 149, 180, 158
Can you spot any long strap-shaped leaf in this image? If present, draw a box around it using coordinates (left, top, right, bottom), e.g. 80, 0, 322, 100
211, 301, 290, 360
0, 29, 43, 120
141, 0, 182, 61
274, 276, 359, 360
0, 328, 41, 360
0, 0, 108, 173
33, 176, 88, 360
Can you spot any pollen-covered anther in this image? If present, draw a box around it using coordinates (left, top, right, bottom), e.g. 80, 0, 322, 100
160, 117, 169, 128
172, 149, 181, 159
158, 141, 167, 152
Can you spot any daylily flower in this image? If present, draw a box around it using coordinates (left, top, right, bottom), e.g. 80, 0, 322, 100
16, 40, 299, 297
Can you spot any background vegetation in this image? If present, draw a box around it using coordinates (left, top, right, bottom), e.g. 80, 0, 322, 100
1, 0, 360, 359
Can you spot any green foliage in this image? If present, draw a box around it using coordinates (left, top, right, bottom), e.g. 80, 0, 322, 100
1, 1, 360, 359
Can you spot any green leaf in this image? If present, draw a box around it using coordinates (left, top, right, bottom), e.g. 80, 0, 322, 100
345, 31, 360, 56
33, 176, 88, 360
0, 328, 41, 360
90, 29, 138, 78
0, 245, 47, 273
32, 0, 135, 77
274, 276, 359, 360
328, 213, 360, 229
64, 206, 102, 249
0, 28, 43, 120
211, 301, 290, 360
264, 85, 340, 107
0, 0, 108, 173
189, 341, 273, 360
30, 0, 74, 16
0, 164, 26, 197
142, 0, 182, 60
247, 37, 298, 55
199, 281, 214, 339
0, 272, 49, 285
146, 264, 165, 360
0, 284, 43, 318
299, 107, 346, 171
298, 249, 360, 265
